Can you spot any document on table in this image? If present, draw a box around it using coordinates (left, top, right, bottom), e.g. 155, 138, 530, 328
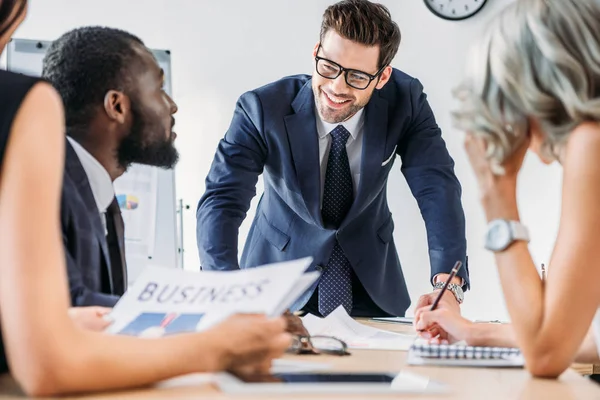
302, 306, 416, 351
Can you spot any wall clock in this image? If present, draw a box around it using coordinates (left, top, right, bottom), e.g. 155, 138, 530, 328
424, 0, 488, 21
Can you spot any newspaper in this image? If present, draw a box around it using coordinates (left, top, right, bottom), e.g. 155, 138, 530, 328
106, 257, 317, 336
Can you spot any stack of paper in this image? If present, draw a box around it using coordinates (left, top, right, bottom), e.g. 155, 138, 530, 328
302, 306, 416, 351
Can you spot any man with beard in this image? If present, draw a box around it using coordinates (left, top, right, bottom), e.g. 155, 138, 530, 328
42, 26, 178, 307
197, 0, 469, 319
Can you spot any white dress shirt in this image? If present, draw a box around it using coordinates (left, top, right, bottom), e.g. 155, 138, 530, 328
315, 108, 365, 206
67, 137, 114, 233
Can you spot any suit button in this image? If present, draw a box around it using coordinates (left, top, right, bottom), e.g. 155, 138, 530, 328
315, 265, 323, 272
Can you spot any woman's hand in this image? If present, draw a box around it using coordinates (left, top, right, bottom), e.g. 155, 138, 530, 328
207, 314, 292, 375
464, 133, 528, 221
414, 303, 474, 344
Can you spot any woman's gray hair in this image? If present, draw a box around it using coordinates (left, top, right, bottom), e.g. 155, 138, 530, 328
453, 0, 600, 174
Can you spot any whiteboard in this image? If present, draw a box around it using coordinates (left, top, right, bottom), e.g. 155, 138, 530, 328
6, 38, 180, 283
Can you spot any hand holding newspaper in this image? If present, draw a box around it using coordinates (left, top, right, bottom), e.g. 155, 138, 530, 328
105, 257, 318, 336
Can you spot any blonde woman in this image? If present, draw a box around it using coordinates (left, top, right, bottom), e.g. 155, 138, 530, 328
415, 0, 600, 378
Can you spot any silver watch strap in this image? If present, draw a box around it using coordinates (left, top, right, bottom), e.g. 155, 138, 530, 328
433, 282, 463, 303
509, 220, 530, 242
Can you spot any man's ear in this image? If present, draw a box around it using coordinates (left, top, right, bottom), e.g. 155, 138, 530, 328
375, 66, 393, 90
312, 42, 320, 58
103, 90, 130, 124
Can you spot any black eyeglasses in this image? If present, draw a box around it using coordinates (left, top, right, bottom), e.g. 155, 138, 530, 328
288, 335, 350, 356
315, 44, 385, 90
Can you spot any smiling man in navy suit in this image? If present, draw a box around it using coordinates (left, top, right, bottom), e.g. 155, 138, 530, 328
197, 0, 469, 318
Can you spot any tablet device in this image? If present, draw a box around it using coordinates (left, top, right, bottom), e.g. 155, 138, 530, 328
215, 370, 447, 395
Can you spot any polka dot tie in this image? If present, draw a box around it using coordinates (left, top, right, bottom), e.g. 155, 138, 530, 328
318, 125, 353, 317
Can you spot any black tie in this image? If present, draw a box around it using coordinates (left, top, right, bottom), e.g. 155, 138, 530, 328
318, 125, 354, 316
105, 197, 127, 295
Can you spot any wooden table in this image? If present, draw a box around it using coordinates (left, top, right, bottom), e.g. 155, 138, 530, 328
0, 320, 598, 399
572, 362, 600, 376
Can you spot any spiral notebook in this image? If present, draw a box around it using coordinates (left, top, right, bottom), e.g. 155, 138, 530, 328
407, 342, 525, 368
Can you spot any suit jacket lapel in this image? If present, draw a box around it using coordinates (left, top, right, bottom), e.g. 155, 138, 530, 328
284, 82, 322, 226
64, 141, 112, 272
342, 92, 389, 228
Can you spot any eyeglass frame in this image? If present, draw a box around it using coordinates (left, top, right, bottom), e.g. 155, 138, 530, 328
314, 44, 387, 90
289, 334, 351, 356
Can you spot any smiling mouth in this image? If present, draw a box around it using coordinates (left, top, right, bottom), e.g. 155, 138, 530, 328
322, 90, 352, 107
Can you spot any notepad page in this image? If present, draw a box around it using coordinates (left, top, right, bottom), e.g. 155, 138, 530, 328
407, 343, 525, 368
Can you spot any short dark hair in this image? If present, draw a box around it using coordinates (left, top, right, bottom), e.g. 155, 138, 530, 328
320, 0, 401, 68
0, 0, 26, 37
42, 26, 145, 137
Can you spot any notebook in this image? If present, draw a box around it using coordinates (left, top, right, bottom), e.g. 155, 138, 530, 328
407, 342, 525, 368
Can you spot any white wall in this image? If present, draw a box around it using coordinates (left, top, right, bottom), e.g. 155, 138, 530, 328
13, 0, 562, 321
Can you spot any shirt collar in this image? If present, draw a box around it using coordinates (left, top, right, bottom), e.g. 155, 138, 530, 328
67, 137, 114, 213
316, 107, 365, 140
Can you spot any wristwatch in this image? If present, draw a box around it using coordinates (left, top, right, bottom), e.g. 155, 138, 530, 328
433, 282, 464, 304
484, 219, 530, 252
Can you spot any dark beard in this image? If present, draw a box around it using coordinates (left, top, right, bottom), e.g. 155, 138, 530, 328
117, 104, 179, 170
313, 87, 370, 124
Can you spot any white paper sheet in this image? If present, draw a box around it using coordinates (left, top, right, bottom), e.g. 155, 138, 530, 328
302, 306, 416, 351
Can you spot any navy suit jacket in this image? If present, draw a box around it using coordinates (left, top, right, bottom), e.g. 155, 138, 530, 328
61, 141, 122, 307
197, 69, 469, 317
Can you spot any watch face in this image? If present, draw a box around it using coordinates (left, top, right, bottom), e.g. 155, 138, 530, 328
486, 220, 512, 251
424, 0, 488, 21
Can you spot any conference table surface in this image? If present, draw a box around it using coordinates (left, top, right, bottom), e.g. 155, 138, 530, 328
0, 319, 598, 399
